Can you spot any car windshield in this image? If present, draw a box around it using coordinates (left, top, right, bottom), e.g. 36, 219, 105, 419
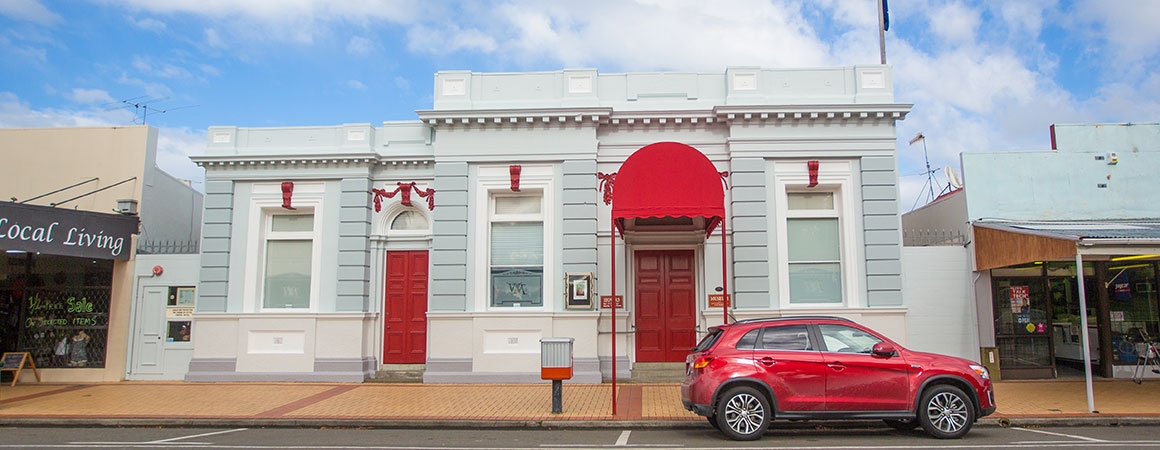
692, 327, 723, 352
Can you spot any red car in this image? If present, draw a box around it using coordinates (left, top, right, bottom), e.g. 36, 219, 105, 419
681, 316, 995, 441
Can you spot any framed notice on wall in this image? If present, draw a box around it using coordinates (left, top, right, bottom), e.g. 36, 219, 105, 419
565, 272, 594, 310
175, 287, 196, 306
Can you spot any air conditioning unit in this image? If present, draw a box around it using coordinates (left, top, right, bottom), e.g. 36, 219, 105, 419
115, 199, 138, 215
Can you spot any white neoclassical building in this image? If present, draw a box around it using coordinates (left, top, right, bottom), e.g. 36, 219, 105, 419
186, 66, 911, 383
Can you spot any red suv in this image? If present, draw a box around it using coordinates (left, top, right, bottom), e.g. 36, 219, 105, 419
681, 316, 995, 441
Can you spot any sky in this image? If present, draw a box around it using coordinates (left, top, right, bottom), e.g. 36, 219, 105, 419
2, 0, 1159, 211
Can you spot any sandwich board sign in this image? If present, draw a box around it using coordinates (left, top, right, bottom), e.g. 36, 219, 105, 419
1, 352, 40, 386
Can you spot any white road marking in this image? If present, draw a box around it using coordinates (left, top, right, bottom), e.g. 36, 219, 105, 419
71, 427, 249, 445
615, 431, 631, 446
148, 428, 250, 444
1013, 427, 1108, 442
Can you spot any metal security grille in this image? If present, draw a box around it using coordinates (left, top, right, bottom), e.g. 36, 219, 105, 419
18, 287, 111, 369
903, 229, 968, 247
137, 240, 199, 254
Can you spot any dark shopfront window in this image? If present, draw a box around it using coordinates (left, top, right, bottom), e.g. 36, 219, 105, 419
1105, 262, 1159, 364
0, 252, 112, 369
993, 260, 1160, 378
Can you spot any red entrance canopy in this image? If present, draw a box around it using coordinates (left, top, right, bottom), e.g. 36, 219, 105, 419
604, 141, 729, 416
611, 141, 725, 235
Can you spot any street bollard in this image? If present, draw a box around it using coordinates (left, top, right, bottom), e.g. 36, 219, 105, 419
540, 337, 574, 414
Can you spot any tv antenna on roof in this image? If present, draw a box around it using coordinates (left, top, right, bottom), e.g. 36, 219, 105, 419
908, 132, 939, 210
116, 96, 198, 125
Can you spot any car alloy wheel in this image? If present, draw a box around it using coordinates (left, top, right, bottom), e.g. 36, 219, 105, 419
918, 385, 974, 439
715, 386, 770, 441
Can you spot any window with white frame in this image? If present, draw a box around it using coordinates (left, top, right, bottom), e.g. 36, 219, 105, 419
390, 210, 428, 231
262, 212, 314, 309
786, 191, 842, 303
489, 193, 544, 307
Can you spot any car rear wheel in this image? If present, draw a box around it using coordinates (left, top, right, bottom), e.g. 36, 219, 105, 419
884, 418, 920, 431
917, 385, 975, 439
715, 386, 770, 441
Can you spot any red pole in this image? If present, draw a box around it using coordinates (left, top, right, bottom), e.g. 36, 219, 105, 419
721, 218, 728, 325
610, 211, 617, 415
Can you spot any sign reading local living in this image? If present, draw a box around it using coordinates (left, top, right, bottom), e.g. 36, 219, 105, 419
0, 201, 139, 260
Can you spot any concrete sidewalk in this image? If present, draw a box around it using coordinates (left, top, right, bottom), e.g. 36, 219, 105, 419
1, 379, 1159, 428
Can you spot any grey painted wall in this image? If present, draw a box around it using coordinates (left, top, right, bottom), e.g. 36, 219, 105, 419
861, 155, 903, 307
141, 167, 203, 245
562, 159, 599, 280
729, 157, 771, 308
337, 177, 372, 311
197, 180, 233, 312
430, 162, 469, 311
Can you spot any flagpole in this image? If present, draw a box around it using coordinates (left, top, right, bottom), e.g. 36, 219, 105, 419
878, 0, 887, 64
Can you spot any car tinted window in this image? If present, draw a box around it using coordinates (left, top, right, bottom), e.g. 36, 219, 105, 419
736, 329, 760, 350
758, 325, 811, 351
692, 327, 724, 352
818, 324, 882, 353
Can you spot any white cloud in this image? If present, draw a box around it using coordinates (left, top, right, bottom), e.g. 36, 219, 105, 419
406, 24, 497, 54
928, 2, 981, 45
345, 79, 367, 90
0, 0, 60, 25
0, 92, 205, 188
993, 0, 1056, 37
128, 16, 166, 32
203, 28, 224, 49
154, 126, 206, 187
1074, 0, 1160, 63
0, 91, 131, 127
393, 76, 410, 91
346, 36, 376, 56
131, 55, 194, 79
68, 88, 115, 105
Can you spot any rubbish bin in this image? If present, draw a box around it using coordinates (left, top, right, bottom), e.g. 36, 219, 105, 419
541, 337, 574, 380
541, 337, 574, 414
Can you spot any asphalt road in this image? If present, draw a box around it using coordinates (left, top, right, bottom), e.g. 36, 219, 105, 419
1, 424, 1159, 449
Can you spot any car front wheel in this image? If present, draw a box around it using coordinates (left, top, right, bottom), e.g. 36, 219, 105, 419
917, 385, 975, 439
715, 386, 770, 441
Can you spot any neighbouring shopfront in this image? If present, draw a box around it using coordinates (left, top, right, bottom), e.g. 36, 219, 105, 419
0, 202, 138, 378
991, 260, 1160, 379
975, 221, 1160, 380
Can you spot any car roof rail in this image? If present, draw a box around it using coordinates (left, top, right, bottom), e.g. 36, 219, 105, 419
732, 316, 854, 325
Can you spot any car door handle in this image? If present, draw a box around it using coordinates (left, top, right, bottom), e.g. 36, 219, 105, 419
828, 362, 846, 371
759, 357, 776, 366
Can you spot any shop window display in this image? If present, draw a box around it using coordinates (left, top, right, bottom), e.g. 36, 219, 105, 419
0, 253, 113, 369
1106, 263, 1159, 365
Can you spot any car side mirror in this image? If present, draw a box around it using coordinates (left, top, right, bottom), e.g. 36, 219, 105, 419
871, 342, 896, 357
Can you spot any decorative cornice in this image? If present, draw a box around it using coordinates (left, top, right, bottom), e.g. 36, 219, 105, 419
416, 107, 613, 128
190, 155, 433, 168
713, 104, 912, 123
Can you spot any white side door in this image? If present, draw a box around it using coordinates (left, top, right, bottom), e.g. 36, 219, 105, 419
129, 286, 166, 377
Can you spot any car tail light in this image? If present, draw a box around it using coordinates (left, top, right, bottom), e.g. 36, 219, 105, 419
692, 355, 715, 369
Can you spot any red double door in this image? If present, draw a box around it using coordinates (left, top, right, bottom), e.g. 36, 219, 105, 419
635, 250, 698, 362
383, 251, 428, 364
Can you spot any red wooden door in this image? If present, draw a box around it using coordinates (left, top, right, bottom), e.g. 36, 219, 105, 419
635, 250, 697, 362
383, 251, 428, 364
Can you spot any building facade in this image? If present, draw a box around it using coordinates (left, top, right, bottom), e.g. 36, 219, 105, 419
0, 126, 203, 383
187, 66, 911, 382
904, 123, 1160, 381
